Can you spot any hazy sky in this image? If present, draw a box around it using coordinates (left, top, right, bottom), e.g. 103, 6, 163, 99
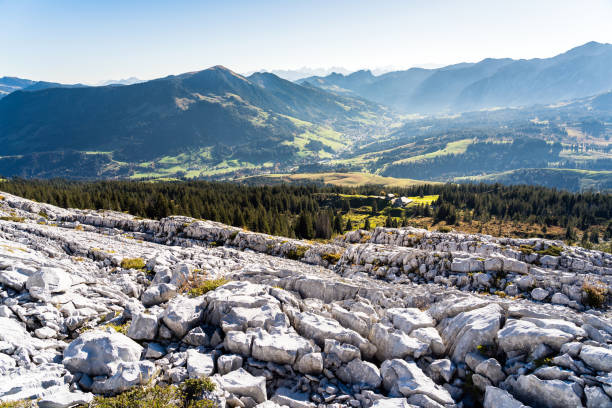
1, 0, 611, 84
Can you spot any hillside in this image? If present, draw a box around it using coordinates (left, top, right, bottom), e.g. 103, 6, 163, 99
0, 191, 611, 407
239, 172, 434, 188
0, 67, 392, 178
456, 168, 612, 192
0, 76, 35, 98
299, 42, 612, 113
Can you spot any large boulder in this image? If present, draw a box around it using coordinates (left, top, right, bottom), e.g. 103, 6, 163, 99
63, 329, 143, 376
26, 267, 72, 296
438, 303, 502, 362
497, 319, 575, 354
579, 345, 612, 372
483, 386, 527, 408
380, 359, 453, 405
295, 352, 323, 375
387, 308, 435, 334
293, 311, 375, 359
186, 349, 215, 378
512, 374, 583, 408
127, 312, 158, 340
38, 389, 94, 408
162, 295, 204, 338
252, 328, 314, 365
336, 359, 382, 389
141, 283, 176, 306
0, 364, 66, 401
92, 361, 156, 394
369, 323, 429, 361
219, 368, 267, 403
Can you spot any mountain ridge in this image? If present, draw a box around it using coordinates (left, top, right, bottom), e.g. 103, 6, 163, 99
298, 41, 612, 113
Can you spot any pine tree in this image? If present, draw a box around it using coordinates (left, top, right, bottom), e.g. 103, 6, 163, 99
333, 214, 344, 234
364, 218, 372, 231
345, 218, 353, 231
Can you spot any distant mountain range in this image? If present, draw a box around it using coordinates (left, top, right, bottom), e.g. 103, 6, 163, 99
0, 76, 87, 99
298, 41, 612, 113
0, 66, 389, 178
1, 42, 611, 187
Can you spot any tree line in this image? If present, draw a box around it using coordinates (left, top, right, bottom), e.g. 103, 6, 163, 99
0, 179, 610, 241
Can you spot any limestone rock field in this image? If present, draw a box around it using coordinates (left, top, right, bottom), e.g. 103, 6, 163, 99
0, 191, 611, 408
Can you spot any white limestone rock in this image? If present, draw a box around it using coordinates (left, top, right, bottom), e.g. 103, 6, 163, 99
513, 374, 583, 408
186, 349, 215, 378
438, 303, 502, 362
63, 329, 143, 376
483, 386, 527, 408
127, 311, 159, 340
497, 319, 575, 354
579, 345, 612, 372
220, 368, 267, 404
380, 359, 454, 405
162, 295, 204, 338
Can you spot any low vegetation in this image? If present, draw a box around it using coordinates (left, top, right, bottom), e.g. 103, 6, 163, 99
582, 280, 608, 308
103, 322, 129, 335
0, 401, 34, 408
180, 276, 229, 298
0, 216, 25, 222
321, 252, 343, 264
286, 245, 309, 260
120, 258, 146, 270
85, 378, 216, 408
0, 179, 609, 245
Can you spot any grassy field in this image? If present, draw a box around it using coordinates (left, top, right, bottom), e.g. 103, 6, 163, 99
391, 138, 473, 165
245, 172, 437, 187
455, 168, 612, 192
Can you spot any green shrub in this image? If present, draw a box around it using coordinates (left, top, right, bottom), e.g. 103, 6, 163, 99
121, 258, 146, 270
88, 378, 217, 408
0, 216, 25, 223
582, 280, 608, 308
534, 357, 553, 367
519, 244, 534, 255
536, 245, 562, 256
321, 252, 342, 264
0, 401, 34, 408
438, 226, 452, 233
183, 277, 229, 298
181, 378, 216, 402
104, 322, 129, 335
286, 245, 309, 260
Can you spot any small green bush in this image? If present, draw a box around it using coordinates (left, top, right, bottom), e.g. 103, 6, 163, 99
536, 245, 562, 256
438, 226, 452, 233
321, 252, 342, 264
519, 244, 534, 255
184, 277, 229, 298
88, 378, 216, 408
0, 216, 25, 223
0, 400, 34, 408
181, 378, 216, 402
286, 245, 309, 260
104, 322, 129, 335
121, 258, 146, 270
582, 280, 608, 308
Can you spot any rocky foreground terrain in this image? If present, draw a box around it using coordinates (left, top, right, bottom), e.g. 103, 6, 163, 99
0, 191, 611, 408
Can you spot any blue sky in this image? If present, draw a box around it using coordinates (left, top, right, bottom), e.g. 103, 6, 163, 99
1, 0, 611, 83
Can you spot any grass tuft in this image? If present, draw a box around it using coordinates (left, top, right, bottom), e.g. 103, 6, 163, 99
321, 252, 342, 264
286, 245, 309, 260
0, 216, 25, 223
121, 258, 146, 270
0, 401, 34, 408
180, 275, 229, 298
582, 280, 608, 308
